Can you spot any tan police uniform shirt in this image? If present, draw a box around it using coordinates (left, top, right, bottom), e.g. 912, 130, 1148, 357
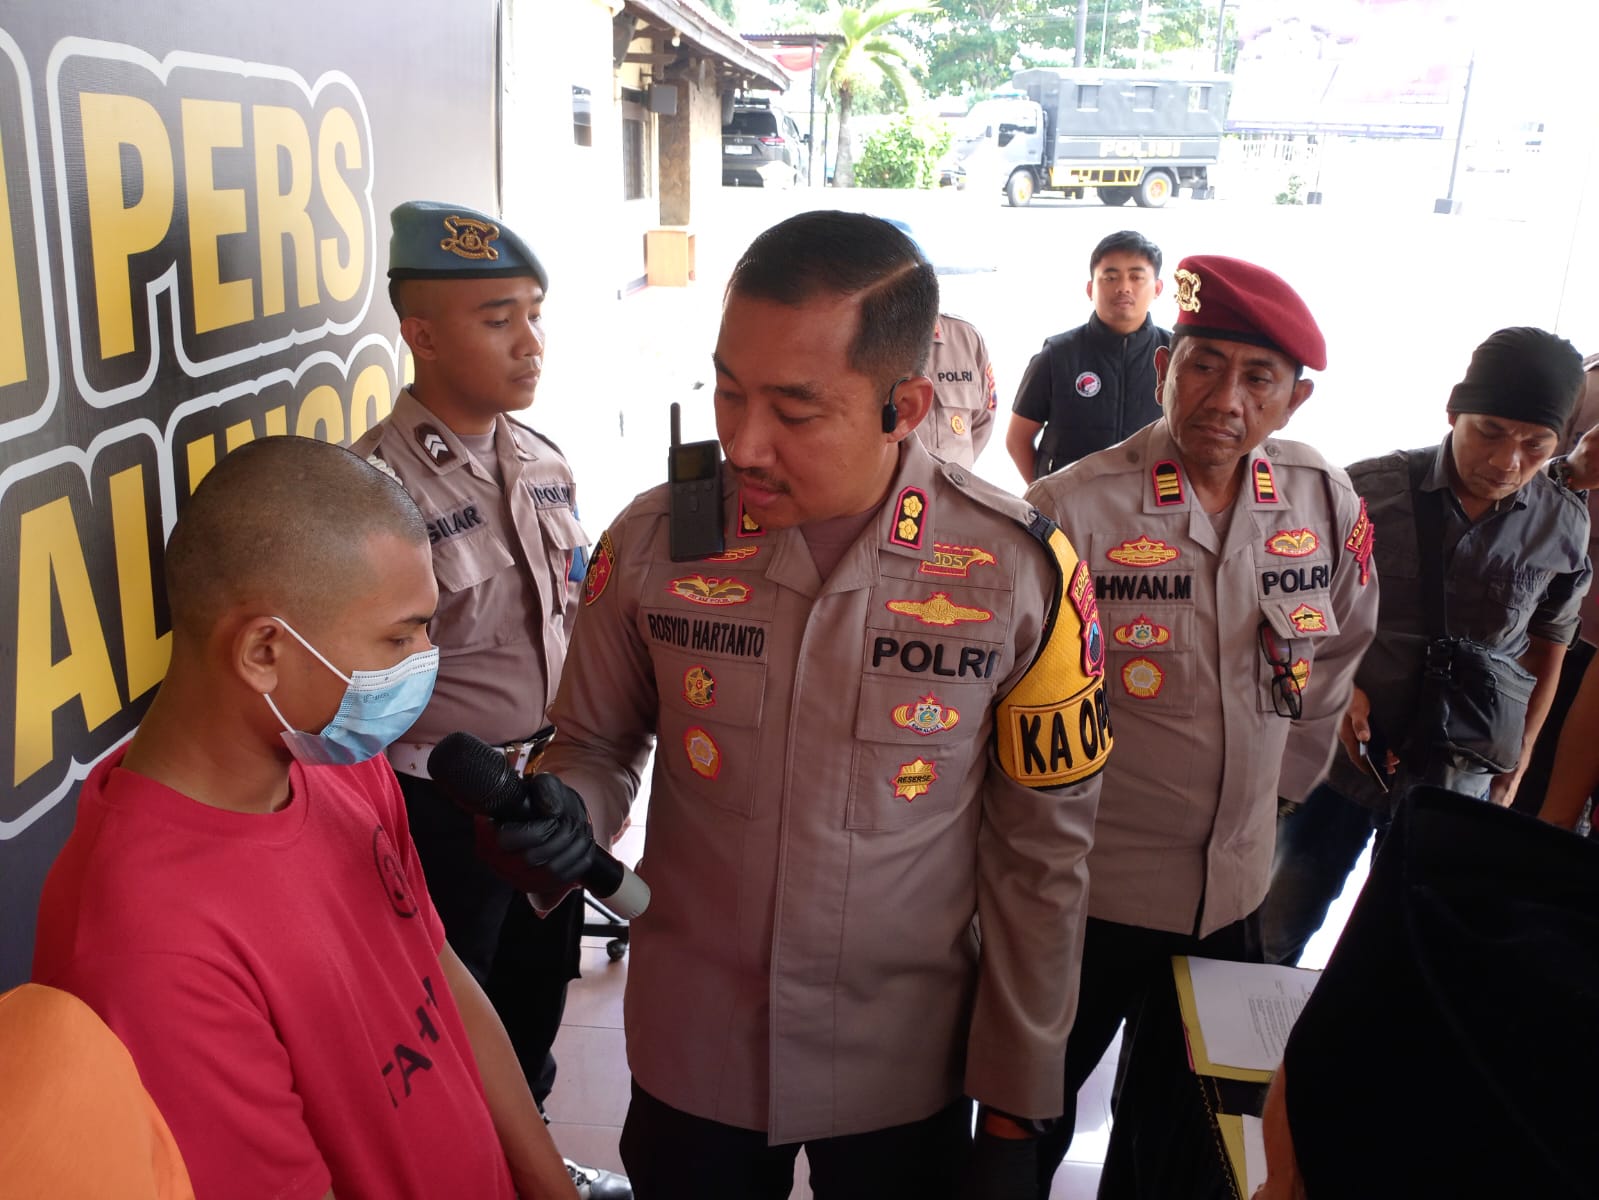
916, 315, 997, 468
1027, 420, 1379, 938
352, 389, 586, 754
542, 436, 1107, 1142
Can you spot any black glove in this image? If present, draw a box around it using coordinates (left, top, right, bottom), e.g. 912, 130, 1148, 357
494, 773, 597, 886
959, 1123, 1040, 1200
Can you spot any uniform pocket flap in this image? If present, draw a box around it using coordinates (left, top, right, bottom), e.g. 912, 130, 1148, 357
538, 504, 589, 552
431, 528, 516, 593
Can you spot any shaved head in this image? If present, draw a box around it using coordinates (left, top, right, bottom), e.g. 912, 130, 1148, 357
165, 437, 427, 637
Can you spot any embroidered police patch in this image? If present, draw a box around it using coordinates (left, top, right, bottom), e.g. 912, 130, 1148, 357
1289, 603, 1328, 633
682, 666, 716, 709
1113, 614, 1171, 649
1069, 561, 1105, 677
892, 694, 960, 736
667, 576, 752, 607
1266, 529, 1319, 557
891, 757, 938, 802
919, 543, 998, 578
1106, 536, 1180, 568
684, 727, 721, 779
1344, 497, 1374, 586
890, 487, 928, 549
885, 591, 993, 628
1151, 461, 1184, 507
704, 545, 760, 564
583, 531, 615, 606
1122, 657, 1165, 698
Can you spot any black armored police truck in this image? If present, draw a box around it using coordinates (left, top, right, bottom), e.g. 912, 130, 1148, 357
946, 68, 1232, 208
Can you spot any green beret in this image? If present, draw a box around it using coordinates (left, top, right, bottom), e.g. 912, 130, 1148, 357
387, 200, 548, 291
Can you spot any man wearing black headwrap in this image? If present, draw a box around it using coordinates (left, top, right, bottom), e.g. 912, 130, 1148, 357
1253, 788, 1599, 1200
1262, 326, 1592, 965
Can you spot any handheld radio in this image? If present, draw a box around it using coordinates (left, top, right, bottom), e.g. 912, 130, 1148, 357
667, 402, 725, 561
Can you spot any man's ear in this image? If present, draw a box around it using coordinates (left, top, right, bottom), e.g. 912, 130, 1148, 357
1153, 343, 1173, 398
886, 376, 936, 442
234, 617, 289, 695
1085, 278, 1095, 303
400, 315, 436, 361
1153, 277, 1164, 299
1280, 377, 1315, 428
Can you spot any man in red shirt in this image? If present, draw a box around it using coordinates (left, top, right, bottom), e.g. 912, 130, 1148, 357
33, 436, 575, 1200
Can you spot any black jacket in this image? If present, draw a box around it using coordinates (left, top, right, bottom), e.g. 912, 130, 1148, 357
1012, 314, 1170, 477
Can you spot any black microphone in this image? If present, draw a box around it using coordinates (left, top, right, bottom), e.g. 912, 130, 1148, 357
428, 732, 650, 919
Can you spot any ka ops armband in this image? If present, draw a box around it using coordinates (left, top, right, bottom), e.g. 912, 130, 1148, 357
996, 516, 1112, 787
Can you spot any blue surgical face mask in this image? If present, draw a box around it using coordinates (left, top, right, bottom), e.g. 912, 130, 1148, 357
262, 616, 438, 767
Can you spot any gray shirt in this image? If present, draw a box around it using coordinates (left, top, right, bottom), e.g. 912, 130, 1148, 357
1329, 438, 1590, 806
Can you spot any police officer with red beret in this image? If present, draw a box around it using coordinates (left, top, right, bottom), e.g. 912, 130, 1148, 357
1025, 255, 1380, 1195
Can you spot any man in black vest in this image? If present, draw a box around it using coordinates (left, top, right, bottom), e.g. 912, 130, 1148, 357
1006, 230, 1169, 483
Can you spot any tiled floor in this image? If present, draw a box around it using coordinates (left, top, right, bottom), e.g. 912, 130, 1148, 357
544, 795, 1373, 1198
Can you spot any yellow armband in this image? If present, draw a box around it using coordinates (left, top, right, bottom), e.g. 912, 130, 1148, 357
996, 519, 1112, 787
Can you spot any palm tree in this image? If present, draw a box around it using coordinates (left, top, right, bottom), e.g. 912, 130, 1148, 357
815, 0, 936, 187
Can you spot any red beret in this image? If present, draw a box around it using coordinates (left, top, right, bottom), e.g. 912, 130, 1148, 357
1171, 254, 1327, 372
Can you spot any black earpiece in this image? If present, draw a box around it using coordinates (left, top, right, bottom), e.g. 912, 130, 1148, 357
882, 377, 911, 434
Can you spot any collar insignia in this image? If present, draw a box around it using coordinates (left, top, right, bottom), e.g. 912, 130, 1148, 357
1151, 460, 1184, 506
737, 495, 764, 538
890, 486, 928, 549
416, 423, 454, 465
1252, 458, 1278, 504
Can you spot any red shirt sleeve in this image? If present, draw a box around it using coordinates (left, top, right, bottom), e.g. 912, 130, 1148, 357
56, 951, 332, 1200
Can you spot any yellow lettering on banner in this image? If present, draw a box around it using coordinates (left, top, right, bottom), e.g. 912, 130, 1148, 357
181, 98, 253, 335
14, 497, 122, 785
262, 405, 288, 436
109, 464, 170, 701
223, 417, 257, 454
0, 124, 25, 388
318, 106, 365, 304
253, 105, 317, 318
295, 382, 344, 442
80, 92, 174, 360
185, 437, 217, 493
347, 363, 392, 441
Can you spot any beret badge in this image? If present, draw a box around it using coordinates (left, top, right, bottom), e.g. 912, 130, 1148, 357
1174, 267, 1201, 313
440, 214, 501, 261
